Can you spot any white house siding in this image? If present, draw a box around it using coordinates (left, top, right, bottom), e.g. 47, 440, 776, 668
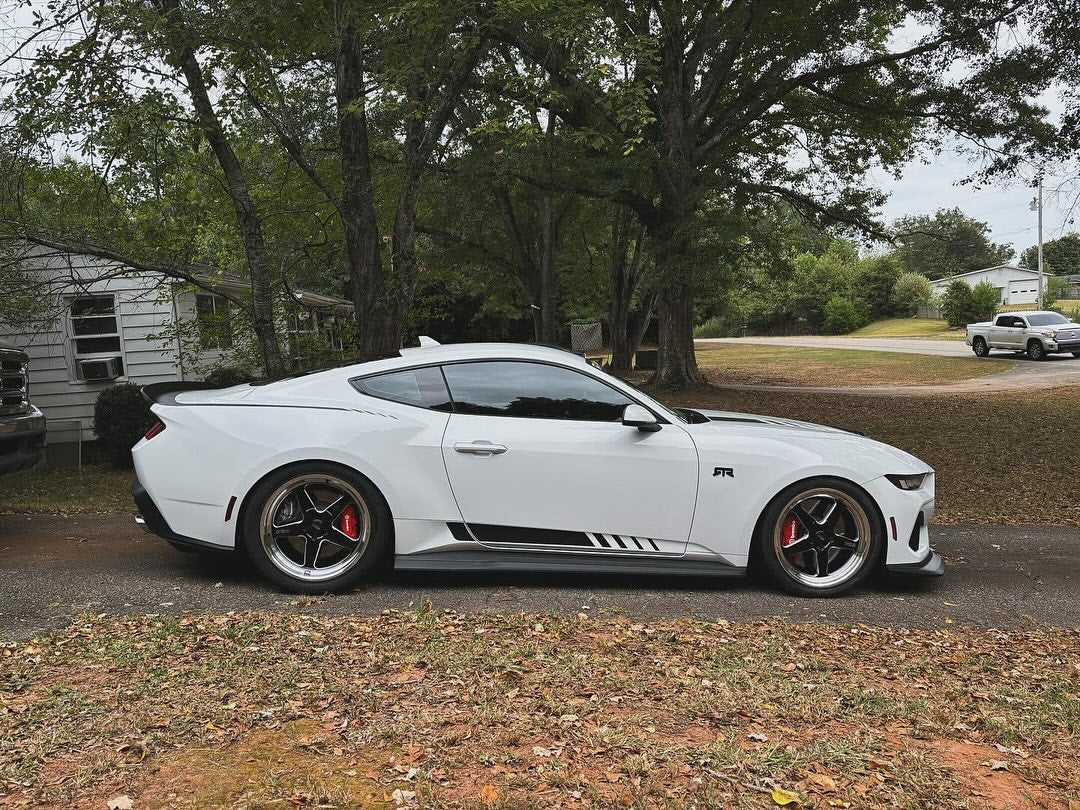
0, 250, 182, 443
929, 265, 1044, 306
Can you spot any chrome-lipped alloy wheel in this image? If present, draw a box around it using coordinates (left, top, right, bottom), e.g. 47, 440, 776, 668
259, 474, 371, 583
772, 487, 872, 590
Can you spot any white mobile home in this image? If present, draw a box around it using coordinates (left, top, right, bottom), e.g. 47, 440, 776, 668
928, 264, 1049, 306
0, 247, 352, 444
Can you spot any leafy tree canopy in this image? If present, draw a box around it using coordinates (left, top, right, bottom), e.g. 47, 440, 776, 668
891, 208, 1015, 280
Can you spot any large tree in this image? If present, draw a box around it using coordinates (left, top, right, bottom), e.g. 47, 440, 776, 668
1020, 232, 1080, 276
497, 1, 1058, 386
892, 208, 1015, 280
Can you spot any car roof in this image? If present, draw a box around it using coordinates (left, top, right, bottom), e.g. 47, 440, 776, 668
250, 342, 590, 394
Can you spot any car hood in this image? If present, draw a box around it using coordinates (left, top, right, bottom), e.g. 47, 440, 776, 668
689, 408, 932, 475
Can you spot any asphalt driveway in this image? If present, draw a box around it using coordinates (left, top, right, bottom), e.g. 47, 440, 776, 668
2, 513, 1078, 639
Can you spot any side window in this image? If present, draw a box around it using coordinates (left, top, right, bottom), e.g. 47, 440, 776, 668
441, 361, 635, 422
994, 315, 1012, 327
352, 367, 451, 411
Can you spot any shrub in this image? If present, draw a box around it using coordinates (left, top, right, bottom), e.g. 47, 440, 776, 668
856, 256, 902, 319
694, 314, 742, 338
204, 366, 256, 388
940, 280, 975, 327
92, 382, 154, 467
891, 272, 933, 316
823, 295, 865, 334
969, 280, 1000, 322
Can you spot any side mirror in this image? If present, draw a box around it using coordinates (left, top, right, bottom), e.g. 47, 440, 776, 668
622, 404, 661, 433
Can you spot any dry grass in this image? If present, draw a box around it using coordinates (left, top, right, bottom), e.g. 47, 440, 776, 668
848, 318, 967, 340
0, 464, 131, 514
694, 343, 1010, 387
2, 612, 1078, 809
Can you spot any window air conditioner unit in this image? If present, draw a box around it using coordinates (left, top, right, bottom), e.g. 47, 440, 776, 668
78, 356, 123, 381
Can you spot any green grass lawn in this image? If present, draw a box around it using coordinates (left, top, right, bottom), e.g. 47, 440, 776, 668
694, 343, 1010, 387
0, 464, 132, 514
848, 317, 967, 339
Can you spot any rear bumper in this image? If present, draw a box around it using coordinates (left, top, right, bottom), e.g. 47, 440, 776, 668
886, 549, 945, 577
132, 478, 231, 553
0, 406, 46, 474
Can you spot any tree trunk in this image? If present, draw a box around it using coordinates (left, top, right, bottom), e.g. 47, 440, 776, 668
608, 208, 650, 371
537, 190, 559, 343
335, 16, 401, 358
157, 0, 285, 377
654, 280, 700, 387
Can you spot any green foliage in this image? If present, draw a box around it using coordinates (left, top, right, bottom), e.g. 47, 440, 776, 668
969, 280, 1000, 322
856, 256, 902, 320
204, 366, 256, 387
1020, 233, 1080, 276
823, 295, 868, 335
891, 272, 934, 316
92, 383, 155, 468
1043, 276, 1066, 310
892, 209, 1015, 280
940, 280, 976, 327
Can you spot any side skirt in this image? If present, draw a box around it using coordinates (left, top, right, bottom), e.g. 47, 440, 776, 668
394, 550, 746, 577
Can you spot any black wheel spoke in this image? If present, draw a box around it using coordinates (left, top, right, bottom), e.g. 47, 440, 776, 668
783, 536, 813, 555
819, 499, 841, 531
791, 504, 819, 534
324, 495, 349, 520
304, 537, 323, 568
831, 533, 859, 552
815, 547, 831, 577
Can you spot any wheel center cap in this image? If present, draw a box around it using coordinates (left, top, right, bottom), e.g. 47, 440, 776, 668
815, 531, 829, 545
310, 518, 326, 533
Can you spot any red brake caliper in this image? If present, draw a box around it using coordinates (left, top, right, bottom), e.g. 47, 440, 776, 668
781, 516, 800, 548
338, 504, 359, 540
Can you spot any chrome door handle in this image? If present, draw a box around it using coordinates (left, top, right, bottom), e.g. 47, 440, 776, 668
454, 441, 508, 456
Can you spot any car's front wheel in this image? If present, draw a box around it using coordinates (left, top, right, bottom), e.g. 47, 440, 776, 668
754, 478, 883, 597
1027, 339, 1046, 360
242, 463, 390, 593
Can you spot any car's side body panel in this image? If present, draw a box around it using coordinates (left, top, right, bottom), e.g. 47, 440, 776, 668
442, 412, 699, 553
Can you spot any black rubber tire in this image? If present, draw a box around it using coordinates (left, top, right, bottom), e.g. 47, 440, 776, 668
242, 462, 391, 594
972, 337, 989, 357
1027, 339, 1046, 360
1073, 352, 1080, 358
752, 477, 885, 598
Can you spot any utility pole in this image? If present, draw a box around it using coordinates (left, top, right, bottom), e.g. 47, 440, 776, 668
1037, 171, 1044, 309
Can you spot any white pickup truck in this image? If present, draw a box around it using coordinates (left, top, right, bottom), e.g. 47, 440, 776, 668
966, 310, 1080, 360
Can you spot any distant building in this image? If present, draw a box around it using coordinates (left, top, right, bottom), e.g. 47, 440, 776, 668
929, 264, 1050, 306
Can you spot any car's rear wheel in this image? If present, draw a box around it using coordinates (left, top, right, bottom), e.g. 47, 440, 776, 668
972, 337, 989, 357
1027, 339, 1046, 360
242, 463, 390, 593
754, 478, 883, 597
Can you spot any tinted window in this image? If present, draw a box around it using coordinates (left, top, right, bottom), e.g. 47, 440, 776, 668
352, 367, 451, 411
994, 316, 1013, 327
442, 361, 634, 421
1027, 313, 1068, 326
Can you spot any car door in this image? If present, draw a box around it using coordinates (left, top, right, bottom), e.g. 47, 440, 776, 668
440, 360, 699, 555
991, 315, 1019, 348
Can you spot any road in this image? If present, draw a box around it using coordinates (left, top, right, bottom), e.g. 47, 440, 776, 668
696, 335, 1080, 392
2, 513, 1078, 639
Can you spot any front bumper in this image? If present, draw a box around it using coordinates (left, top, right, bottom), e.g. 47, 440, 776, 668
886, 549, 945, 577
0, 406, 46, 474
132, 478, 231, 553
1047, 339, 1080, 353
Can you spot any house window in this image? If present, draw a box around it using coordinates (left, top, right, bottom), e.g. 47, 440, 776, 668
195, 293, 233, 350
69, 296, 123, 378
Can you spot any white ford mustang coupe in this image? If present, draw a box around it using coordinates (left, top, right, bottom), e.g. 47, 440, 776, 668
132, 340, 942, 596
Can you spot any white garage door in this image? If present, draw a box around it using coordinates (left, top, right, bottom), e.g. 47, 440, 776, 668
1007, 280, 1038, 305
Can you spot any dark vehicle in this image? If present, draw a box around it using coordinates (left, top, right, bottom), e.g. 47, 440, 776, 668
0, 338, 46, 473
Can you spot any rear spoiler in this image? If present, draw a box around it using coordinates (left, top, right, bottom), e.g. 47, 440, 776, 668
141, 381, 222, 405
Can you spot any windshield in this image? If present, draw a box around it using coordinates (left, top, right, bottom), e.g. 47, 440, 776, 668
1026, 313, 1069, 326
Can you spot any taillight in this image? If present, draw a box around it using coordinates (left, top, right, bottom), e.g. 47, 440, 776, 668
144, 421, 166, 440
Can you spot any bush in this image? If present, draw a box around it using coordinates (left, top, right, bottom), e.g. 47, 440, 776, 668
92, 382, 154, 467
822, 295, 866, 334
940, 280, 975, 327
204, 366, 256, 388
856, 256, 902, 320
969, 280, 1000, 322
693, 314, 743, 338
891, 272, 933, 316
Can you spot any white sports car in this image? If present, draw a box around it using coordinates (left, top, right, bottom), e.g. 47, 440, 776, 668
132, 340, 942, 596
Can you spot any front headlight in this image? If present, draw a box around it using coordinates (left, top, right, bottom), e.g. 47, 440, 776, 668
886, 473, 927, 491
1047, 330, 1058, 339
